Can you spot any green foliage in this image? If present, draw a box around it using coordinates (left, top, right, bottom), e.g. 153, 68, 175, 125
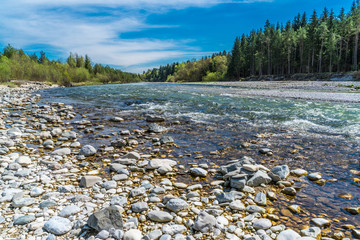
142, 52, 227, 82
0, 56, 11, 82
0, 45, 140, 86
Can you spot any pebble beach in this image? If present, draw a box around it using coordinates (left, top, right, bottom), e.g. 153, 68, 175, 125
0, 82, 359, 240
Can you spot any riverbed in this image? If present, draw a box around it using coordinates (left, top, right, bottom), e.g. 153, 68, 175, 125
38, 81, 360, 236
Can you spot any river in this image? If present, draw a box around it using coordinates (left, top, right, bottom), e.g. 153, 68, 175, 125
39, 82, 360, 234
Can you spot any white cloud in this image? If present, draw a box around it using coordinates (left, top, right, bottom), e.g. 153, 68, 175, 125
0, 0, 271, 72
11, 0, 271, 10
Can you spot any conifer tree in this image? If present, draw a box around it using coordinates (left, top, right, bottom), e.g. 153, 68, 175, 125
227, 37, 242, 79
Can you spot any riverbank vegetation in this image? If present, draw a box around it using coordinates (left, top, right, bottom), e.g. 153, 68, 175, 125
143, 1, 360, 82
0, 45, 141, 86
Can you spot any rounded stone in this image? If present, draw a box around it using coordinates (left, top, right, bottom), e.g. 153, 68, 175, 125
44, 216, 72, 236
124, 229, 143, 240
166, 198, 188, 212
79, 145, 97, 156
59, 205, 81, 218
253, 218, 272, 230
131, 202, 149, 213
147, 211, 173, 223
14, 215, 35, 225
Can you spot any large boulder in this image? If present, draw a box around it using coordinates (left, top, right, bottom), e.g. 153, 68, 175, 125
87, 206, 123, 231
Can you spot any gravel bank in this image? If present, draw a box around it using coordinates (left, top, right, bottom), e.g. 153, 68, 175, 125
186, 81, 360, 102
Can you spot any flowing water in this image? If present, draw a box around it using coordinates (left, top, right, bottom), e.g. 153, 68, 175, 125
40, 82, 360, 235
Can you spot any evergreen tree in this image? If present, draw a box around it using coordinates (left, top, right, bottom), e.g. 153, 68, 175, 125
227, 37, 242, 79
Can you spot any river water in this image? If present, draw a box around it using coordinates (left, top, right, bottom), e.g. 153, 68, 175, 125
40, 82, 360, 235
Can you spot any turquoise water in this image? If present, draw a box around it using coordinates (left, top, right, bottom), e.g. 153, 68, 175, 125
42, 82, 360, 139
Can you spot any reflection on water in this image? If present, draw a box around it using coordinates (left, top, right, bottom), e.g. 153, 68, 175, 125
39, 83, 360, 235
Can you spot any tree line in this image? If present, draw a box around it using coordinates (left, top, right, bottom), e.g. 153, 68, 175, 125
0, 45, 141, 86
142, 51, 228, 82
143, 1, 360, 82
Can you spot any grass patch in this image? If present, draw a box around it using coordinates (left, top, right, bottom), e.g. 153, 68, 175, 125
0, 81, 21, 88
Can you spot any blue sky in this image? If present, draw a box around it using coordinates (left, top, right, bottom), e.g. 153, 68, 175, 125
0, 0, 352, 73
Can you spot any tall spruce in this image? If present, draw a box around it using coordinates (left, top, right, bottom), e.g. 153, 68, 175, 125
227, 37, 242, 79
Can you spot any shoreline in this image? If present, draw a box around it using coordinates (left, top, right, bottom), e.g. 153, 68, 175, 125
182, 81, 360, 103
0, 82, 358, 239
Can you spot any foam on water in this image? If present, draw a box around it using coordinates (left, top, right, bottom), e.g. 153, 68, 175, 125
39, 82, 360, 138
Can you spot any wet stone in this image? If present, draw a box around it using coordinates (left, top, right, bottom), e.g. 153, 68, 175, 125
288, 205, 301, 214
301, 227, 321, 238
270, 165, 290, 182
307, 172, 322, 181
189, 168, 208, 177
291, 169, 308, 177
247, 170, 272, 187
281, 187, 297, 196
338, 193, 353, 199
254, 192, 267, 206
246, 205, 266, 214
311, 218, 331, 227
352, 229, 360, 239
